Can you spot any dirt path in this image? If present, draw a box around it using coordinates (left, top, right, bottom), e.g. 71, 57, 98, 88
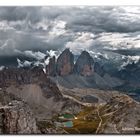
96, 107, 103, 134
58, 84, 93, 107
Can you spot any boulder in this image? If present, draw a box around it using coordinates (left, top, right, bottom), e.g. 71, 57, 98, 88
0, 100, 40, 134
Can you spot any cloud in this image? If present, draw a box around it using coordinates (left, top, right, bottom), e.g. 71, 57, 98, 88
66, 32, 94, 54
1, 6, 140, 34
0, 39, 19, 56
120, 55, 140, 70
62, 6, 140, 33
46, 50, 59, 58
23, 50, 46, 60
44, 50, 60, 65
0, 66, 5, 71
48, 20, 66, 37
16, 50, 60, 68
17, 58, 32, 68
1, 6, 140, 68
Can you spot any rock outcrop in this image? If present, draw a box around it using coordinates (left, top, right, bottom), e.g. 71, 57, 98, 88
46, 56, 56, 76
101, 95, 140, 134
56, 49, 74, 76
94, 62, 105, 77
74, 51, 94, 76
0, 100, 40, 134
0, 67, 45, 87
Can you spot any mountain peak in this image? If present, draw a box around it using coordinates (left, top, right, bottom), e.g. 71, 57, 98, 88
56, 49, 74, 76
74, 51, 94, 76
81, 50, 90, 56
46, 56, 56, 76
63, 48, 71, 53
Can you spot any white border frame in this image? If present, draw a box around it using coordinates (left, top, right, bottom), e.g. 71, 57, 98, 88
0, 0, 140, 140
0, 0, 140, 6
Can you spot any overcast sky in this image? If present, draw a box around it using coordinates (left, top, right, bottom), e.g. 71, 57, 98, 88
0, 6, 140, 66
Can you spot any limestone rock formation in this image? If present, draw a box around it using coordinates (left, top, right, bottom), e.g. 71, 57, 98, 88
0, 100, 40, 134
46, 56, 56, 76
74, 51, 94, 76
0, 67, 45, 87
94, 62, 105, 77
56, 49, 74, 76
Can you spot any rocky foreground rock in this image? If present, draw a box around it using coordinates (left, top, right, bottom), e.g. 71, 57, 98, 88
0, 100, 40, 134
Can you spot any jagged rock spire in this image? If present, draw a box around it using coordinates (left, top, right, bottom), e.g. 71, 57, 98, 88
56, 48, 74, 76
73, 51, 94, 76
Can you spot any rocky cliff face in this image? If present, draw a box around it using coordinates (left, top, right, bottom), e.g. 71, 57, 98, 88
94, 62, 105, 77
0, 100, 40, 134
74, 51, 94, 76
101, 95, 140, 134
56, 49, 74, 76
0, 67, 63, 101
46, 56, 56, 76
0, 67, 44, 87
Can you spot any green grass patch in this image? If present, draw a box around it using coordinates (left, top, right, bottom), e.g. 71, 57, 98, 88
63, 106, 100, 134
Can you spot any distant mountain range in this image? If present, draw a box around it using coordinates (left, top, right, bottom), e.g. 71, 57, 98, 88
0, 48, 140, 98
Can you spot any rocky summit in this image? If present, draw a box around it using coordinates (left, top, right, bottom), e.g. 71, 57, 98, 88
46, 56, 56, 76
52, 49, 96, 77
73, 51, 94, 76
47, 49, 102, 77
56, 49, 74, 76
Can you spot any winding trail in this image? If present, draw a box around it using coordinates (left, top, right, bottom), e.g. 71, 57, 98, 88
95, 107, 103, 134
58, 84, 93, 107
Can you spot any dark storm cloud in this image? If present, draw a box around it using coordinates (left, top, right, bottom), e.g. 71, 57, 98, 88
0, 7, 42, 22
0, 6, 140, 66
107, 49, 140, 56
1, 6, 140, 33
63, 7, 140, 33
